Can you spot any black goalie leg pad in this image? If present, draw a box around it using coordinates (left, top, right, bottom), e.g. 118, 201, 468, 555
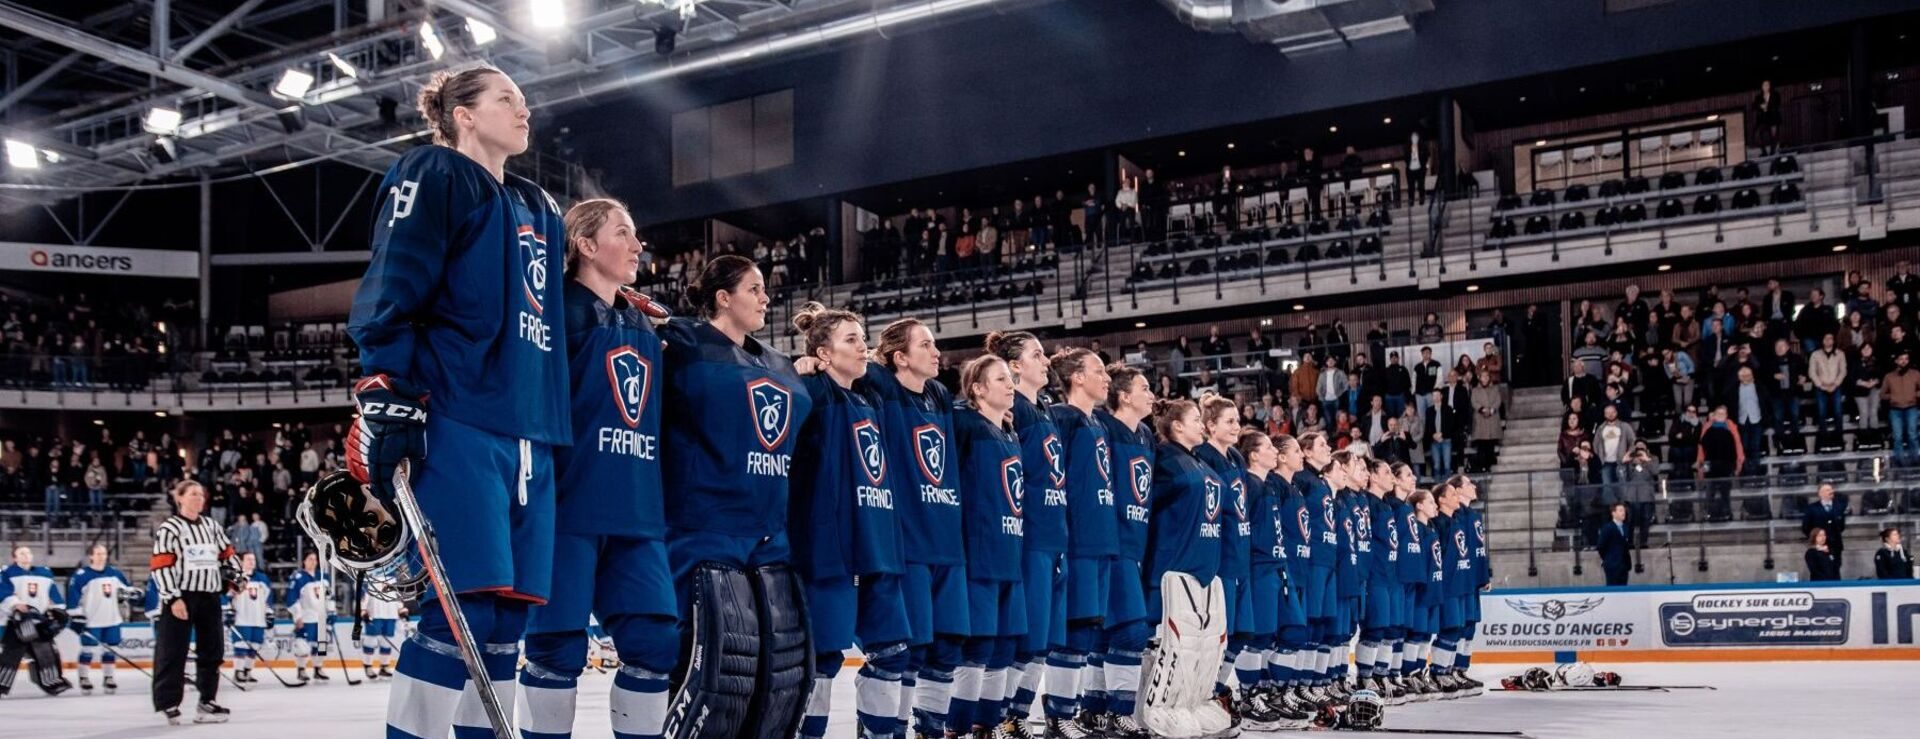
744, 563, 812, 739
26, 637, 69, 694
0, 636, 23, 693
665, 563, 761, 739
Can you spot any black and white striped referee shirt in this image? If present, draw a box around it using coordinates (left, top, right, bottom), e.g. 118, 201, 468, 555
150, 513, 236, 604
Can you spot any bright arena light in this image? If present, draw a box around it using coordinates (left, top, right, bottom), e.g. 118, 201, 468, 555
273, 69, 316, 100
420, 22, 447, 59
328, 52, 359, 79
5, 139, 40, 169
530, 0, 568, 30
466, 17, 498, 46
143, 107, 182, 135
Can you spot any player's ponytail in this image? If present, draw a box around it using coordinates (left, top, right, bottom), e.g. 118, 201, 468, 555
1049, 347, 1095, 394
792, 301, 862, 358
1235, 429, 1272, 463
562, 198, 629, 276
983, 330, 1038, 364
691, 254, 759, 319
875, 318, 927, 372
1153, 398, 1198, 444
417, 63, 505, 148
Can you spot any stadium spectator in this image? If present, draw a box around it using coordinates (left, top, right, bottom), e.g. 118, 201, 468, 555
1325, 320, 1352, 365
1891, 261, 1920, 311
1621, 444, 1657, 551
1697, 405, 1744, 518
1886, 351, 1920, 466
1801, 484, 1848, 557
1805, 529, 1840, 581
1413, 346, 1443, 419
1751, 79, 1782, 155
1367, 322, 1390, 368
1572, 332, 1609, 379
1730, 366, 1767, 469
1850, 342, 1884, 431
1668, 404, 1702, 470
1875, 528, 1913, 580
1594, 405, 1635, 493
1202, 325, 1232, 370
1808, 333, 1847, 434
1425, 389, 1455, 479
1376, 418, 1415, 466
1766, 338, 1805, 439
1246, 327, 1275, 373
1383, 351, 1412, 418
1416, 312, 1443, 342
1363, 395, 1391, 445
1291, 350, 1320, 406
1469, 369, 1503, 472
1558, 412, 1592, 508
1520, 303, 1555, 384
1564, 357, 1603, 411
1597, 502, 1633, 586
1317, 355, 1348, 425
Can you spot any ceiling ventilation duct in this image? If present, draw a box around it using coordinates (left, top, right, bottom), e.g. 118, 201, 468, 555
1159, 0, 1435, 54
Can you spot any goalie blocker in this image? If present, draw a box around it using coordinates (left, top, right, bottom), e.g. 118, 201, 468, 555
0, 607, 73, 697
665, 562, 812, 739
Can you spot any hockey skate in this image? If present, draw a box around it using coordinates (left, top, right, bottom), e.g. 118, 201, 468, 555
102, 676, 117, 694
378, 665, 393, 678
196, 701, 231, 723
1095, 711, 1151, 739
1043, 715, 1094, 739
364, 665, 377, 680
311, 666, 331, 681
163, 706, 183, 725
79, 676, 93, 694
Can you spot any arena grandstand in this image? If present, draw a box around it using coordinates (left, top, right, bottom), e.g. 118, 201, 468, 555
2, 0, 1919, 736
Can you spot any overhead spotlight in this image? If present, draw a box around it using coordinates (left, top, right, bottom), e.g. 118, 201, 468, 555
466, 17, 498, 46
1707, 114, 1719, 121
276, 107, 308, 134
5, 139, 39, 169
1328, 125, 1338, 133
420, 21, 446, 60
1292, 304, 1305, 311
273, 68, 315, 100
1657, 264, 1672, 272
1134, 321, 1147, 328
39, 149, 60, 164
1518, 95, 1528, 102
92, 419, 105, 426
1465, 284, 1480, 292
154, 411, 168, 418
530, 0, 568, 30
1177, 150, 1187, 157
655, 27, 677, 55
148, 137, 178, 165
1833, 243, 1848, 252
1535, 139, 1547, 147
1383, 117, 1392, 125
327, 52, 359, 79
1227, 142, 1236, 149
143, 107, 182, 135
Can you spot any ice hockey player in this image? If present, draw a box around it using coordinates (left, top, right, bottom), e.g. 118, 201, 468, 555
1090, 364, 1158, 738
990, 330, 1071, 737
1048, 347, 1118, 739
230, 552, 274, 684
68, 543, 134, 694
1138, 398, 1231, 738
286, 551, 334, 682
1, 544, 70, 697
950, 354, 1029, 739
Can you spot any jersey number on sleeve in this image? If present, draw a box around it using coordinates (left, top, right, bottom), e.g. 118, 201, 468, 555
387, 180, 420, 227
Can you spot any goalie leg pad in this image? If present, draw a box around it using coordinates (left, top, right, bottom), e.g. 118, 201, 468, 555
0, 636, 23, 693
664, 563, 761, 739
26, 634, 70, 694
744, 563, 813, 739
1139, 572, 1229, 739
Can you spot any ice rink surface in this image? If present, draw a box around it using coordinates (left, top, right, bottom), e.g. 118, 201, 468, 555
3, 660, 1908, 739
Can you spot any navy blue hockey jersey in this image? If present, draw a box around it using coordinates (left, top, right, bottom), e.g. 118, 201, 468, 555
349, 146, 569, 444
790, 375, 903, 579
1461, 505, 1491, 589
1145, 442, 1224, 587
955, 408, 1025, 582
1394, 498, 1425, 585
1011, 393, 1068, 554
1193, 443, 1249, 580
1335, 489, 1368, 598
860, 363, 961, 567
1051, 404, 1117, 559
1095, 409, 1154, 563
554, 282, 665, 538
1293, 468, 1338, 569
658, 318, 813, 537
1367, 494, 1401, 578
1277, 471, 1312, 565
1250, 472, 1289, 568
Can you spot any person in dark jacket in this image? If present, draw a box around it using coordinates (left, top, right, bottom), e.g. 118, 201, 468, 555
1383, 351, 1413, 419
1801, 484, 1848, 557
1805, 529, 1841, 581
1876, 528, 1914, 580
1667, 405, 1702, 471
1696, 406, 1745, 519
1596, 503, 1633, 586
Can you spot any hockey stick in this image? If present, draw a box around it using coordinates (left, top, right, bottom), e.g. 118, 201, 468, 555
1357, 729, 1533, 737
329, 621, 364, 685
92, 629, 248, 693
393, 459, 515, 739
224, 626, 306, 688
1495, 686, 1668, 693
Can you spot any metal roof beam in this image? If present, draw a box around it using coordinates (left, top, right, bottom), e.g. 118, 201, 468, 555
169, 0, 271, 65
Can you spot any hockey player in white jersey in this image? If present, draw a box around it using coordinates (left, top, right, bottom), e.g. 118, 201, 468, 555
231, 552, 274, 684
68, 544, 134, 694
360, 592, 407, 680
2, 544, 69, 697
286, 551, 335, 682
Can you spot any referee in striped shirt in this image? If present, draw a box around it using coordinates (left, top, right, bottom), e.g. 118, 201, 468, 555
150, 480, 240, 724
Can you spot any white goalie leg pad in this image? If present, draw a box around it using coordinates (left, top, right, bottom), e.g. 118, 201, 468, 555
1138, 572, 1227, 739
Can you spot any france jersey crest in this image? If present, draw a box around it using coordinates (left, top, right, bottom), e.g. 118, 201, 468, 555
1474, 519, 1487, 547
1204, 476, 1222, 523
518, 226, 548, 315
1094, 438, 1111, 483
747, 378, 794, 451
1297, 508, 1311, 538
854, 419, 887, 485
1322, 494, 1336, 531
1043, 434, 1066, 488
1455, 529, 1469, 556
1002, 457, 1025, 516
914, 425, 946, 484
605, 346, 652, 428
1231, 479, 1248, 520
1129, 457, 1152, 505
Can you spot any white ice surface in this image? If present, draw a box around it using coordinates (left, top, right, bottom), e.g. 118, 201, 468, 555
2, 661, 1908, 739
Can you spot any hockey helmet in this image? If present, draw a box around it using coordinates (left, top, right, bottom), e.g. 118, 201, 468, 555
1521, 667, 1554, 691
1341, 689, 1385, 730
296, 470, 424, 601
1593, 670, 1623, 687
1555, 662, 1596, 688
